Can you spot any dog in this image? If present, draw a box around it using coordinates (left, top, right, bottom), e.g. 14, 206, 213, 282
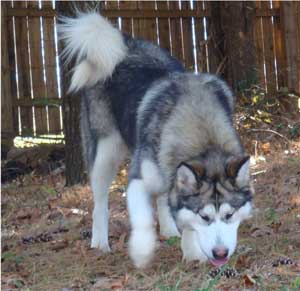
59, 12, 254, 268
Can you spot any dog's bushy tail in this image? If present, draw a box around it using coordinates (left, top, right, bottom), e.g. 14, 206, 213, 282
59, 12, 127, 92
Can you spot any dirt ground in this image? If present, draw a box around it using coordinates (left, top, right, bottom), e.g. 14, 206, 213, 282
2, 93, 300, 291
2, 137, 300, 291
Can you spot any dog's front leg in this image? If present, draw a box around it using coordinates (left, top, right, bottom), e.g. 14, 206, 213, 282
127, 179, 156, 268
181, 229, 207, 263
157, 195, 180, 238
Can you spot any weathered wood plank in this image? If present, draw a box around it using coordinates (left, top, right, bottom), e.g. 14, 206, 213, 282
2, 2, 16, 144
14, 98, 62, 107
296, 1, 300, 93
181, 1, 195, 71
103, 1, 119, 27
254, 1, 266, 90
281, 1, 300, 93
261, 1, 277, 93
273, 0, 287, 89
205, 1, 224, 73
194, 1, 208, 72
168, 1, 183, 62
5, 1, 19, 135
13, 1, 34, 135
42, 0, 61, 134
118, 1, 134, 36
27, 1, 48, 134
138, 1, 157, 43
6, 7, 211, 18
156, 1, 171, 52
6, 6, 279, 18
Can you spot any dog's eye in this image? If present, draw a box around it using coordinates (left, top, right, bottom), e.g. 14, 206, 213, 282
225, 213, 234, 220
200, 214, 210, 222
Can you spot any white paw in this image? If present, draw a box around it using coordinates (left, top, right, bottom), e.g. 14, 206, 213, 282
181, 229, 207, 263
91, 228, 111, 252
160, 225, 181, 238
129, 228, 156, 268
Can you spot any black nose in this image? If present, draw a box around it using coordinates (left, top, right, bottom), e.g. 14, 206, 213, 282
212, 247, 229, 260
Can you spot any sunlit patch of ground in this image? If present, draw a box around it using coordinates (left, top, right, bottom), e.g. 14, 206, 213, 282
2, 144, 300, 290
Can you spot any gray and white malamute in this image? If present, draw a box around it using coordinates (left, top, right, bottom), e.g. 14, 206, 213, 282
59, 12, 254, 268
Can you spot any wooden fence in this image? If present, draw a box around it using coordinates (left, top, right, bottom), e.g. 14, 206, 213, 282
1, 0, 300, 141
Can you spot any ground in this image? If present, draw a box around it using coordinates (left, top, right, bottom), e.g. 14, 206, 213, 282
2, 97, 300, 290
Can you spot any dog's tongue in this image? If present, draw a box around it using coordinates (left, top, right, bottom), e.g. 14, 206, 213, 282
209, 258, 229, 267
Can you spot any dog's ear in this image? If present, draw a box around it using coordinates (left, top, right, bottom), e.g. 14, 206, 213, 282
226, 155, 250, 186
176, 163, 198, 194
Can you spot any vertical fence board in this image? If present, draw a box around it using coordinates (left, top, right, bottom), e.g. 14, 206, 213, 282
2, 2, 15, 143
254, 1, 266, 90
194, 1, 208, 72
156, 1, 171, 52
5, 2, 19, 135
169, 1, 183, 62
181, 1, 195, 71
42, 1, 61, 134
205, 1, 223, 73
118, 1, 134, 36
281, 1, 300, 93
137, 1, 157, 44
13, 1, 34, 135
104, 1, 118, 27
273, 0, 287, 90
261, 1, 277, 93
3, 0, 300, 141
27, 1, 48, 134
294, 1, 300, 93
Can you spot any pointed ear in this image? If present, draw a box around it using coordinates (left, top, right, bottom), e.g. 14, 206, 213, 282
226, 155, 250, 186
176, 163, 198, 194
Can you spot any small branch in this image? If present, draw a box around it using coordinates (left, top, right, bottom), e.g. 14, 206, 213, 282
247, 129, 291, 143
251, 170, 266, 176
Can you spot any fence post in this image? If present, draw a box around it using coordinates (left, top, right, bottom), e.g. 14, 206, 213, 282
280, 1, 300, 94
1, 3, 15, 151
222, 1, 256, 93
208, 1, 256, 94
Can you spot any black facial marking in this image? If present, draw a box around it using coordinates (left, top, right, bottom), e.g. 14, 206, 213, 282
170, 179, 253, 215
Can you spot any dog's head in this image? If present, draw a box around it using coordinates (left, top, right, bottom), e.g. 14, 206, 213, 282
169, 151, 253, 266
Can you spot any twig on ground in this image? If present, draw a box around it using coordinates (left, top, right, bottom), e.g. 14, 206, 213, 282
247, 129, 291, 144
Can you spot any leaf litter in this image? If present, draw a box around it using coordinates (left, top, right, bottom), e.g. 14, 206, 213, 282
2, 143, 300, 290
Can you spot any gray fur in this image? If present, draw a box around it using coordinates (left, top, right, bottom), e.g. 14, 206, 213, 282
62, 12, 254, 266
78, 34, 251, 204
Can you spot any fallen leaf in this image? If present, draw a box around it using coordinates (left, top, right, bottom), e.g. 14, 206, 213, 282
114, 232, 127, 251
16, 209, 32, 220
91, 277, 112, 290
289, 194, 300, 206
235, 254, 254, 269
261, 142, 271, 154
47, 208, 63, 220
111, 280, 124, 289
243, 274, 256, 287
123, 273, 129, 286
250, 226, 274, 237
50, 239, 68, 251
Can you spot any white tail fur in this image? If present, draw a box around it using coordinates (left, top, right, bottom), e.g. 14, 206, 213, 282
58, 12, 127, 92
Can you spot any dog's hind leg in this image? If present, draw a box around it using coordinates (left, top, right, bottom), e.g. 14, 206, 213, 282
90, 132, 127, 252
157, 195, 180, 238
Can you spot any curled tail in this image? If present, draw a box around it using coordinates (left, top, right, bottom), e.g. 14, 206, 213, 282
59, 12, 127, 92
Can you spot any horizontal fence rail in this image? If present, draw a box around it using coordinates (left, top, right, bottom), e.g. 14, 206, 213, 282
2, 0, 300, 141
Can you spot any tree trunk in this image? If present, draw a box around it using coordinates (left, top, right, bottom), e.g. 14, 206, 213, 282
57, 2, 86, 186
1, 3, 16, 152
